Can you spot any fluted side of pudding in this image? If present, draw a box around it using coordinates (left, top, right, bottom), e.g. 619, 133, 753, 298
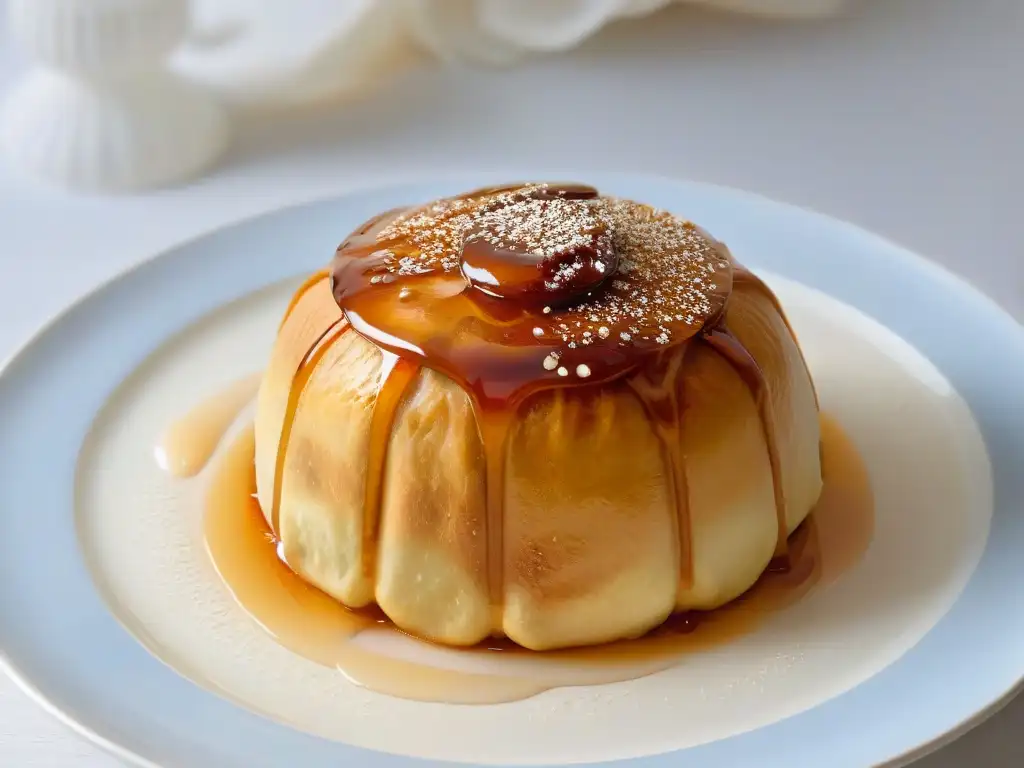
254, 183, 822, 651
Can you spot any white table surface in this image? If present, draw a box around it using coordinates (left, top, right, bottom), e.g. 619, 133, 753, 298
0, 0, 1020, 765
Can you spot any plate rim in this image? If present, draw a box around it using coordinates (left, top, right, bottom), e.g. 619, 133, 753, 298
0, 170, 1021, 768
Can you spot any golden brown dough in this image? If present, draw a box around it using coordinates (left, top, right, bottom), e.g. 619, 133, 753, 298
254, 284, 822, 650
254, 185, 822, 651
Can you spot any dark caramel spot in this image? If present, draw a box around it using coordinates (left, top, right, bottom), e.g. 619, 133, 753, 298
459, 192, 617, 306
531, 183, 599, 200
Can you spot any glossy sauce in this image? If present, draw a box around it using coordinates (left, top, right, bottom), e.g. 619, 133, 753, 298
268, 320, 349, 533
626, 350, 693, 590
319, 183, 787, 616
360, 353, 420, 578
153, 372, 261, 478
702, 324, 789, 558
203, 413, 872, 704
166, 182, 863, 701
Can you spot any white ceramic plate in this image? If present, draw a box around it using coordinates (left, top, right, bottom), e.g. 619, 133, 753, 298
0, 173, 1021, 768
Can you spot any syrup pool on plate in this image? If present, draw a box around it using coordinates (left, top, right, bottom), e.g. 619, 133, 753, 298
156, 183, 875, 702
157, 370, 873, 705
153, 372, 261, 478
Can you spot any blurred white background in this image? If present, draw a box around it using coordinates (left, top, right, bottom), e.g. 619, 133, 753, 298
0, 0, 1020, 765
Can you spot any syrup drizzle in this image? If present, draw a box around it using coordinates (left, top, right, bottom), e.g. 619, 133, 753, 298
270, 320, 350, 533
147, 170, 871, 697
474, 405, 518, 614
701, 326, 790, 558
323, 184, 805, 619
152, 360, 872, 702
278, 270, 330, 331
261, 287, 796, 632
626, 350, 693, 591
146, 184, 835, 661
734, 265, 820, 410
361, 353, 420, 578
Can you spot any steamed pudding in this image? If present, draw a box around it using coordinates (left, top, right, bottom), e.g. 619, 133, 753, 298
254, 182, 822, 652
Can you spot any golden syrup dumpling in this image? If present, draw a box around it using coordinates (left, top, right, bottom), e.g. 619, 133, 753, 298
254, 183, 823, 651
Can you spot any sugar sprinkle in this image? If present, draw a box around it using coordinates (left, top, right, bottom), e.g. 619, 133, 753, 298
374, 184, 731, 371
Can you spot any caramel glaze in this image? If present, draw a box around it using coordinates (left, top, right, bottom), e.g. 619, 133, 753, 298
625, 349, 694, 590
258, 183, 813, 634
733, 266, 821, 411
360, 353, 419, 578
702, 324, 789, 558
204, 413, 873, 704
277, 182, 803, 620
269, 319, 349, 534
278, 269, 330, 332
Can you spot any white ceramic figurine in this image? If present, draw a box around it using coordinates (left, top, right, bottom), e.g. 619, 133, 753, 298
174, 0, 852, 109
1, 0, 229, 192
